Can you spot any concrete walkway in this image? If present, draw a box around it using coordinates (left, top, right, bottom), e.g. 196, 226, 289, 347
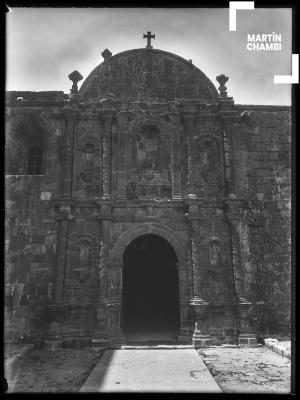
80, 348, 221, 393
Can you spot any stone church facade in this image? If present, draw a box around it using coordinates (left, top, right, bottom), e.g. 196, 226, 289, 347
5, 38, 291, 347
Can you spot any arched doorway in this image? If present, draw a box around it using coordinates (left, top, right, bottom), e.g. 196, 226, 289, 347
122, 234, 180, 336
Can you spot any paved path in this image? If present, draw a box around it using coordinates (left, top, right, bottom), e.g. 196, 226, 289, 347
80, 348, 221, 393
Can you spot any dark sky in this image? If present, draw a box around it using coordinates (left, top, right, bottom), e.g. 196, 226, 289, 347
6, 7, 292, 105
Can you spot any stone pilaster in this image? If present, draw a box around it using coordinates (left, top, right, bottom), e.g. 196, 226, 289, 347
116, 112, 129, 200
92, 201, 112, 348
62, 108, 79, 196
225, 197, 257, 344
216, 75, 238, 198
52, 107, 78, 302
101, 111, 113, 199
172, 128, 182, 200
188, 202, 210, 343
222, 127, 236, 197
106, 265, 124, 346
183, 114, 196, 199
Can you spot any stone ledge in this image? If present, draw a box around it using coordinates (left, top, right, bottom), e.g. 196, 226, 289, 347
264, 338, 291, 359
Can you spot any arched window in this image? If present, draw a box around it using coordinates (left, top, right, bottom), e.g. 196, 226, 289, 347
27, 147, 43, 175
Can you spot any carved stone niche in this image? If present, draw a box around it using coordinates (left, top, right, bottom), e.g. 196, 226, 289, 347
198, 235, 232, 303
67, 235, 97, 284
193, 133, 223, 187
74, 136, 102, 197
127, 123, 172, 200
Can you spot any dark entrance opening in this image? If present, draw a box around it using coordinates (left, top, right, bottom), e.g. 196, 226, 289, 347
122, 234, 180, 335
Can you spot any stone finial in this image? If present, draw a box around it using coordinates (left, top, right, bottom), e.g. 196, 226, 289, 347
68, 70, 83, 94
102, 49, 112, 61
216, 74, 229, 97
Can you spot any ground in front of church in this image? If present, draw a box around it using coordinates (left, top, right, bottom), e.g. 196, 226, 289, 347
198, 345, 291, 393
5, 342, 291, 393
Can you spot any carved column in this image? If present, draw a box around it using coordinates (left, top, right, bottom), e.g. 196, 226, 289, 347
216, 75, 237, 198
101, 112, 113, 199
92, 202, 111, 347
190, 221, 201, 298
216, 76, 256, 343
106, 265, 124, 345
172, 128, 182, 200
111, 121, 119, 198
117, 112, 129, 200
190, 221, 208, 306
183, 114, 197, 199
222, 127, 236, 197
226, 198, 256, 344
92, 237, 109, 347
62, 108, 78, 196
52, 107, 78, 301
188, 203, 210, 346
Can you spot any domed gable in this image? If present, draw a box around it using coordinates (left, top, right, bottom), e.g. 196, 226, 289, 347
79, 49, 218, 103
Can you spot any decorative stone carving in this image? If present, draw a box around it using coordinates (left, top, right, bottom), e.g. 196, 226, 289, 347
184, 115, 196, 199
68, 71, 83, 95
98, 239, 107, 283
127, 123, 172, 200
208, 239, 221, 267
66, 234, 97, 286
80, 50, 218, 103
102, 131, 110, 199
216, 74, 229, 98
74, 240, 92, 282
223, 129, 233, 182
79, 144, 95, 183
191, 236, 200, 297
102, 49, 112, 61
193, 134, 222, 185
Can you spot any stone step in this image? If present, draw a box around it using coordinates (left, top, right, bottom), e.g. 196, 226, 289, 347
121, 345, 194, 350
91, 338, 109, 348
125, 340, 177, 346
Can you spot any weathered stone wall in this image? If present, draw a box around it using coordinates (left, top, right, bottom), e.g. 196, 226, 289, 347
5, 88, 291, 345
234, 106, 291, 335
5, 104, 63, 342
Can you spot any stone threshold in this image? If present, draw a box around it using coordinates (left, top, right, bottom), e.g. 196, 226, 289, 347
264, 338, 291, 359
121, 345, 194, 350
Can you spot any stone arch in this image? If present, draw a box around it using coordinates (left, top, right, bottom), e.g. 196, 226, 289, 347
6, 109, 50, 140
6, 111, 48, 175
109, 222, 187, 269
199, 234, 223, 246
129, 115, 173, 136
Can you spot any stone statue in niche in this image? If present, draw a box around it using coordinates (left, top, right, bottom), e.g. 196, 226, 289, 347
208, 240, 221, 267
127, 124, 172, 199
206, 239, 227, 299
79, 241, 91, 268
207, 239, 222, 283
79, 143, 95, 183
194, 135, 221, 185
135, 126, 161, 170
74, 240, 92, 282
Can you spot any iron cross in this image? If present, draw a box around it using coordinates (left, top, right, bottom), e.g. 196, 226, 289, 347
143, 31, 155, 49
